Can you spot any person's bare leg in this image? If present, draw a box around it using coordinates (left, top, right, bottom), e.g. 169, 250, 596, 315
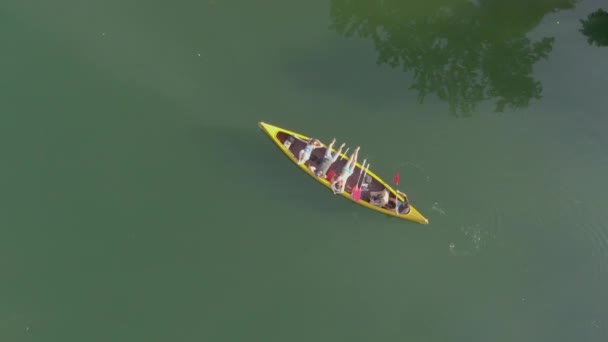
335, 143, 345, 158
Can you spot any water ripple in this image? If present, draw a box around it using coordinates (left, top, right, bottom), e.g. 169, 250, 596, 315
551, 194, 608, 272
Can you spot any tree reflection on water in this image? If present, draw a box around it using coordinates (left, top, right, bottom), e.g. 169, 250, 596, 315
330, 0, 579, 115
580, 8, 608, 47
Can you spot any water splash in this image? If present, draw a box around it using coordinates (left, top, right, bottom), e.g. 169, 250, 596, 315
449, 241, 472, 256
432, 202, 446, 215
449, 224, 495, 256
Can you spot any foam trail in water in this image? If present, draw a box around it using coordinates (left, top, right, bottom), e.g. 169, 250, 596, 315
432, 202, 446, 215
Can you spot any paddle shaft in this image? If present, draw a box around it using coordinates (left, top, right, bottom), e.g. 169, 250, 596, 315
351, 163, 369, 202
291, 135, 312, 143
353, 160, 367, 187
394, 172, 400, 198
340, 147, 349, 161
359, 164, 370, 188
394, 172, 402, 214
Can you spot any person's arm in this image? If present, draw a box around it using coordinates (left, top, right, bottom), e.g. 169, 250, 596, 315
331, 180, 339, 194
397, 191, 409, 205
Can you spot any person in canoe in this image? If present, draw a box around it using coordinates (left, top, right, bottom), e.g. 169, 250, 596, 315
331, 146, 360, 194
386, 190, 411, 215
369, 189, 390, 207
309, 138, 345, 178
297, 137, 323, 165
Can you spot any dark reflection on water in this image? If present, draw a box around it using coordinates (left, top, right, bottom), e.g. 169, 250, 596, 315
330, 0, 579, 115
580, 8, 608, 47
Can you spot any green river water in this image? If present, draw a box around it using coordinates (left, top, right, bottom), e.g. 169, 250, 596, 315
2, 0, 607, 341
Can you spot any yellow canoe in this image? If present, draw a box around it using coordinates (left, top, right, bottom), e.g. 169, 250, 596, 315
258, 122, 429, 225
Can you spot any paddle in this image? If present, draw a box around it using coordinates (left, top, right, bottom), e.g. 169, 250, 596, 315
340, 147, 349, 161
352, 163, 370, 202
349, 160, 366, 198
393, 172, 401, 213
292, 135, 311, 143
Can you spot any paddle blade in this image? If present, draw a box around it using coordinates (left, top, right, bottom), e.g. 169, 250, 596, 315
352, 187, 361, 202
394, 172, 400, 186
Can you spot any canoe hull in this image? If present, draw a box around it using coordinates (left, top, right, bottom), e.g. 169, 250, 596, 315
258, 121, 429, 225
